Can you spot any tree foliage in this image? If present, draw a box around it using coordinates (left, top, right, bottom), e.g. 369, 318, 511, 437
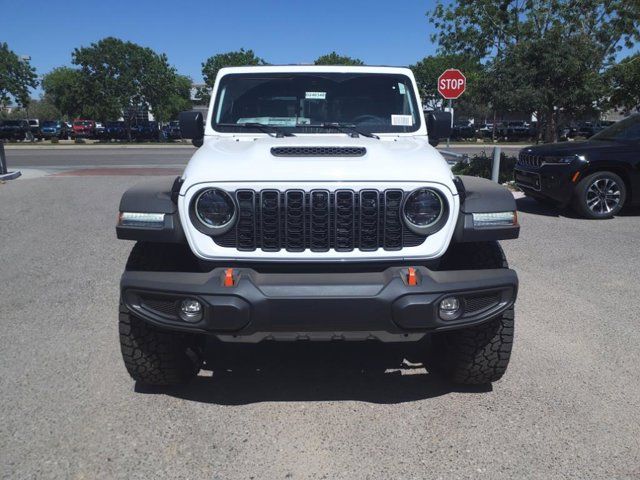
0, 42, 38, 107
428, 0, 640, 141
72, 37, 189, 137
201, 48, 265, 88
41, 67, 84, 119
314, 52, 364, 66
606, 54, 640, 114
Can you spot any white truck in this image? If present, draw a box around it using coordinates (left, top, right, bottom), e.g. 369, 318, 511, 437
116, 65, 519, 386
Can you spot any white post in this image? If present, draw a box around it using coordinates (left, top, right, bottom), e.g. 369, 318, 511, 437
491, 146, 501, 183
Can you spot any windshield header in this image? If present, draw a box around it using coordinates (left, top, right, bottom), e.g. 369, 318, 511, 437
212, 72, 421, 135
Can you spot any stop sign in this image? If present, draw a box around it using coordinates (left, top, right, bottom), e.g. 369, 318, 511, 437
438, 69, 466, 99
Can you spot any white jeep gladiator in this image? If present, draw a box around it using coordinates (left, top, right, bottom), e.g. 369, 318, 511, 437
116, 65, 519, 386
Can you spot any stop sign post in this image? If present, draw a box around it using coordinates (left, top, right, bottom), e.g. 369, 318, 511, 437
437, 69, 466, 147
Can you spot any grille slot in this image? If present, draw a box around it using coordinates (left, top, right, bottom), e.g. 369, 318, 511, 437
383, 190, 404, 250
359, 190, 379, 251
310, 190, 330, 251
271, 146, 366, 157
236, 190, 256, 251
285, 190, 306, 252
213, 189, 427, 252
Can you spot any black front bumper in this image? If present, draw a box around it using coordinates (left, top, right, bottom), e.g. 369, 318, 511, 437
515, 164, 581, 205
121, 266, 518, 341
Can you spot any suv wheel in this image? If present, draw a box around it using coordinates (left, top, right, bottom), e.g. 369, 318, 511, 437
428, 242, 514, 385
573, 171, 626, 219
118, 242, 203, 386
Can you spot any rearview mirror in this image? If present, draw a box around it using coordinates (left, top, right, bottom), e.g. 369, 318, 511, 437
427, 111, 452, 147
179, 111, 204, 147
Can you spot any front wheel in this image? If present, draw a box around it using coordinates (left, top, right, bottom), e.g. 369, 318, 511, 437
572, 171, 626, 219
119, 301, 202, 386
429, 242, 515, 384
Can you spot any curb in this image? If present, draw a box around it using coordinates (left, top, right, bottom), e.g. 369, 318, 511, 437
0, 171, 22, 181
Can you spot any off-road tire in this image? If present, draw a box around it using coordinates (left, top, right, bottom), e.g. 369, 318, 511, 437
430, 241, 515, 384
119, 242, 203, 386
572, 171, 626, 219
119, 301, 202, 386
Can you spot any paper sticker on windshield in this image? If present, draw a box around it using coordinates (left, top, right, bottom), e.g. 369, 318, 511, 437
398, 83, 406, 94
391, 115, 413, 126
305, 91, 326, 100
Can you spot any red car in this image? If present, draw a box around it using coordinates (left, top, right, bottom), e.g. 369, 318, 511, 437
72, 119, 96, 138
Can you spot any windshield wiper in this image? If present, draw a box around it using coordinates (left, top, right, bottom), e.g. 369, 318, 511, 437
217, 122, 295, 138
311, 122, 380, 139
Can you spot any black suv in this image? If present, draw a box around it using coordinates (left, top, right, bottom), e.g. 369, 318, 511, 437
515, 115, 640, 218
0, 120, 30, 140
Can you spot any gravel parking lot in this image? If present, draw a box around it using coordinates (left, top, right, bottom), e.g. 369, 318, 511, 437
1, 169, 639, 479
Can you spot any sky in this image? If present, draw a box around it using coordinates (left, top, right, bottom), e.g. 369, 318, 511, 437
2, 0, 440, 94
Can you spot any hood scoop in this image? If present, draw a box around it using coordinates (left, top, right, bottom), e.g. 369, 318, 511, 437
271, 146, 366, 157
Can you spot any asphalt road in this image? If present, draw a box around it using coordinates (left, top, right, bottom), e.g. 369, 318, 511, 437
1, 171, 639, 479
3, 144, 523, 171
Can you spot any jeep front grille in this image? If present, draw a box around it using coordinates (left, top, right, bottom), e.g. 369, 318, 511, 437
212, 189, 426, 252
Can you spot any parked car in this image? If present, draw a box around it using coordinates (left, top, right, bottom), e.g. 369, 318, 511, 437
26, 119, 41, 140
476, 123, 494, 138
450, 122, 476, 140
115, 65, 520, 387
162, 120, 182, 140
95, 122, 106, 139
0, 119, 31, 140
72, 119, 96, 138
40, 120, 71, 140
515, 114, 640, 219
497, 121, 531, 140
131, 121, 160, 141
105, 121, 127, 140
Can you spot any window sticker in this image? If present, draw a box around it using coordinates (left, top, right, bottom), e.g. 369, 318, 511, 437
398, 83, 406, 94
305, 91, 326, 100
391, 114, 413, 126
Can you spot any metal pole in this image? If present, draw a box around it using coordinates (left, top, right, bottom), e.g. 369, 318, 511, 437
491, 146, 501, 183
446, 98, 452, 148
0, 142, 7, 175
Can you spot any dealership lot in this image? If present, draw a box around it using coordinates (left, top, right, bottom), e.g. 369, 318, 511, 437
1, 157, 639, 479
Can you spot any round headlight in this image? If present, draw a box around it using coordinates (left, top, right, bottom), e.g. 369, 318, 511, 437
403, 188, 446, 235
194, 188, 236, 233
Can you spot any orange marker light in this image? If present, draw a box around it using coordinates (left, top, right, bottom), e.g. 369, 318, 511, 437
572, 171, 581, 183
407, 267, 418, 286
224, 268, 235, 287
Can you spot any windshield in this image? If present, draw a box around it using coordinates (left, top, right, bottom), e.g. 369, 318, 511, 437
42, 121, 59, 127
212, 72, 421, 134
2, 120, 23, 126
591, 115, 640, 142
74, 121, 91, 126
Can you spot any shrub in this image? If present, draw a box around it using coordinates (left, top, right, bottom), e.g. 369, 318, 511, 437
451, 153, 518, 184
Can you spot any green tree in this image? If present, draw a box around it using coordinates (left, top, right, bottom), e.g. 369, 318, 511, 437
606, 54, 640, 114
201, 48, 265, 88
73, 37, 188, 140
314, 52, 364, 66
0, 42, 38, 107
428, 0, 640, 141
41, 67, 84, 119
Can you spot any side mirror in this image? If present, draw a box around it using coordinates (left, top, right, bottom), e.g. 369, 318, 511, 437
179, 111, 204, 147
427, 111, 452, 147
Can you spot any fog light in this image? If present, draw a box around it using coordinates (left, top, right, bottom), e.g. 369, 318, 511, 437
439, 296, 462, 320
179, 299, 202, 322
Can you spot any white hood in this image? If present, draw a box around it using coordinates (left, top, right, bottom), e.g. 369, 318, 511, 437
181, 134, 454, 188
